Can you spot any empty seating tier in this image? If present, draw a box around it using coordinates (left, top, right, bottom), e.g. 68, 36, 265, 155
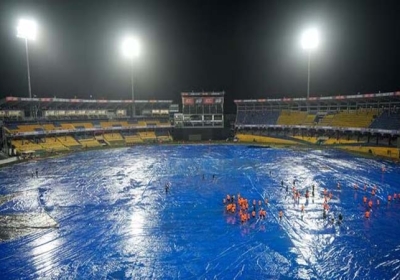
277, 111, 308, 125
103, 133, 125, 146
41, 137, 69, 152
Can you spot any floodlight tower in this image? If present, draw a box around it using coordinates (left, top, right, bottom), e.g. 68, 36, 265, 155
301, 28, 319, 99
16, 19, 37, 99
121, 36, 141, 116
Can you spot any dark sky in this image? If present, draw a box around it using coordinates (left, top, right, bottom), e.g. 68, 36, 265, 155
1, 0, 400, 113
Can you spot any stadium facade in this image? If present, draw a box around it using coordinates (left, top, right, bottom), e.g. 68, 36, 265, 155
0, 90, 399, 160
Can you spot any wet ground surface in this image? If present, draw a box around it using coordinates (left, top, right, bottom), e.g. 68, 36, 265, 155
0, 145, 399, 279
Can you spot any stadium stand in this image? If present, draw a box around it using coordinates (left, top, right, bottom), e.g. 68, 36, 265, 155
59, 123, 75, 130
41, 137, 69, 152
277, 110, 308, 125
123, 133, 144, 145
127, 119, 138, 125
155, 130, 173, 142
234, 92, 400, 159
1, 95, 174, 157
42, 123, 56, 131
235, 106, 382, 129
138, 131, 157, 142
236, 110, 280, 125
330, 109, 378, 128
78, 137, 102, 148
2, 91, 400, 161
317, 113, 335, 126
71, 122, 94, 129
11, 139, 44, 153
103, 133, 125, 146
369, 111, 400, 130
57, 136, 82, 149
100, 121, 129, 128
16, 124, 44, 133
301, 114, 317, 126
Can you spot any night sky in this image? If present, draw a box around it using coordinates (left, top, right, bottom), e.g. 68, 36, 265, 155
1, 0, 400, 113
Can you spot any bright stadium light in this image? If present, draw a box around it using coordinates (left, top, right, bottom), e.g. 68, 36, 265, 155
16, 19, 38, 99
121, 36, 141, 59
301, 28, 319, 50
17, 19, 37, 41
121, 36, 141, 116
300, 28, 319, 100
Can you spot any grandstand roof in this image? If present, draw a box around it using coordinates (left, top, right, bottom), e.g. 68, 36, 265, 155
181, 91, 225, 97
0, 97, 173, 109
234, 91, 400, 106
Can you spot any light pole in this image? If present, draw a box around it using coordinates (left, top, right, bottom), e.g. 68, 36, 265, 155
17, 19, 37, 99
121, 37, 141, 116
301, 28, 319, 99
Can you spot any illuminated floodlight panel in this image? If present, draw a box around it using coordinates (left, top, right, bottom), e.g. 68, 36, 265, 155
121, 37, 141, 58
301, 28, 319, 50
17, 19, 37, 41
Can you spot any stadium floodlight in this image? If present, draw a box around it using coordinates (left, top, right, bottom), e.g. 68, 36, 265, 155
301, 28, 319, 100
17, 19, 37, 41
301, 28, 319, 50
17, 19, 38, 99
121, 36, 141, 59
121, 36, 141, 116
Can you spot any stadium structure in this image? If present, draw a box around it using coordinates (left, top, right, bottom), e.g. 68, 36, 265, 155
173, 91, 231, 141
0, 96, 174, 158
235, 91, 400, 159
1, 90, 400, 160
0, 91, 229, 159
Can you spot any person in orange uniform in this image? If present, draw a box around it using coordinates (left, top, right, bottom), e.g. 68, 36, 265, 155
241, 213, 246, 223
